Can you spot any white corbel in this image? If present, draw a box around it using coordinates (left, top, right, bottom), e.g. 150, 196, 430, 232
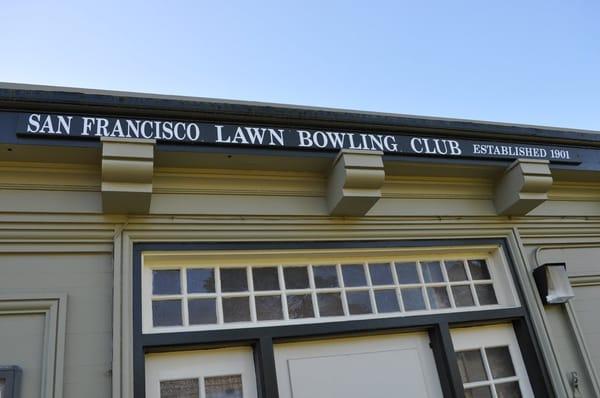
493, 159, 552, 216
101, 137, 155, 214
326, 149, 385, 216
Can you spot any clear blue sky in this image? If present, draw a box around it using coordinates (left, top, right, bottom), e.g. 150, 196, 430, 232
1, 1, 599, 130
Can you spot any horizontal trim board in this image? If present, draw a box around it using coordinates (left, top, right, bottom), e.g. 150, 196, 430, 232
570, 275, 600, 286
133, 238, 507, 253
141, 307, 526, 351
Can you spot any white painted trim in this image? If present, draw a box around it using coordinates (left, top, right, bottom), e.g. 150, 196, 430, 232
509, 229, 568, 396
570, 275, 600, 287
112, 224, 124, 398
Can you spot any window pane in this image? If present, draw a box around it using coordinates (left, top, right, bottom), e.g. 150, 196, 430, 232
452, 285, 475, 307
369, 263, 394, 285
205, 375, 243, 398
445, 260, 468, 281
468, 259, 491, 280
456, 349, 487, 383
395, 262, 420, 284
160, 378, 199, 398
342, 264, 367, 287
495, 381, 522, 398
401, 288, 426, 311
486, 346, 516, 379
253, 267, 279, 291
284, 267, 310, 289
464, 386, 493, 398
476, 284, 498, 305
422, 261, 444, 283
188, 298, 217, 325
375, 289, 400, 313
313, 265, 339, 288
152, 300, 182, 327
256, 295, 283, 321
427, 286, 451, 309
153, 270, 181, 295
346, 291, 372, 315
317, 292, 344, 316
287, 294, 314, 319
187, 268, 215, 293
222, 297, 250, 322
147, 254, 507, 332
220, 268, 248, 292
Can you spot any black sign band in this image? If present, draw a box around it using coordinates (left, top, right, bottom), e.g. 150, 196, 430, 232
14, 112, 581, 164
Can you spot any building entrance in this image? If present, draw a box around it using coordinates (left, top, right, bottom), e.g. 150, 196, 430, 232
274, 332, 442, 398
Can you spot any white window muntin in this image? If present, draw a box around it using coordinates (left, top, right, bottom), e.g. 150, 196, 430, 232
142, 246, 520, 334
451, 324, 534, 397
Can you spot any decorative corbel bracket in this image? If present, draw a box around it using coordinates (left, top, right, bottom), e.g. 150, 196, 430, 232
101, 137, 155, 214
493, 159, 552, 216
326, 149, 385, 216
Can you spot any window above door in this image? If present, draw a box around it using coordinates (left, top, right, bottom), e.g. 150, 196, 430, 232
141, 245, 520, 334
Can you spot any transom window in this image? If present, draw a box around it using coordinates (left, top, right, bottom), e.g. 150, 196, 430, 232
142, 248, 519, 333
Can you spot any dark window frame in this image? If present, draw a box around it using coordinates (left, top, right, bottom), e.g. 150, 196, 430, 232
132, 239, 554, 398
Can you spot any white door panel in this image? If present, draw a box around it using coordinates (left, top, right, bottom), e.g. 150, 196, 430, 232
274, 332, 443, 398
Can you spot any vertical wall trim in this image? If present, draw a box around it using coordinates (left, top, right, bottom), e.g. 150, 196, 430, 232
254, 337, 279, 398
132, 244, 145, 398
512, 317, 553, 396
501, 236, 555, 397
509, 229, 566, 396
54, 294, 67, 398
111, 223, 125, 398
122, 233, 135, 398
429, 323, 464, 398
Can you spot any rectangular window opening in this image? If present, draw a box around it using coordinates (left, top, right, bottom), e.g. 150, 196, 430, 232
142, 249, 517, 333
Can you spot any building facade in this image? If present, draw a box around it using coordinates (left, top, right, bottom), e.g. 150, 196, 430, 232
0, 83, 599, 397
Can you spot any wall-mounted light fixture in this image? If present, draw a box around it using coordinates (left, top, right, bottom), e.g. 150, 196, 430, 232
533, 263, 575, 304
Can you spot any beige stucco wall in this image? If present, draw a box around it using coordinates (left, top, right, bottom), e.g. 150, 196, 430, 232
572, 286, 600, 375
0, 250, 113, 398
0, 313, 45, 398
2, 159, 600, 397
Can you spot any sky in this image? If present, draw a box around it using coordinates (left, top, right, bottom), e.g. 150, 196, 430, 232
1, 1, 599, 130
